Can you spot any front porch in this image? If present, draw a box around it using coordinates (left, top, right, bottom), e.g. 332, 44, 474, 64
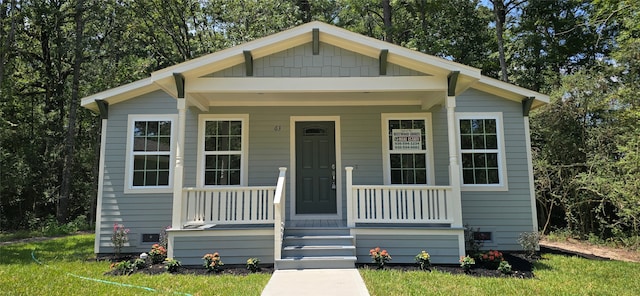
167, 167, 465, 268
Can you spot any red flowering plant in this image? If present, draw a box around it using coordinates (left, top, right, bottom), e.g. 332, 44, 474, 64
203, 252, 224, 272
110, 223, 129, 257
149, 244, 167, 264
369, 247, 391, 269
480, 249, 504, 269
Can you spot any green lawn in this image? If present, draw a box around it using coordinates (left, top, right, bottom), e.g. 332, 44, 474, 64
0, 234, 271, 296
2, 234, 639, 296
360, 254, 640, 296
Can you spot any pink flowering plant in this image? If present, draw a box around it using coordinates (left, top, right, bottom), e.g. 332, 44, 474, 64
203, 252, 224, 272
480, 249, 504, 269
110, 223, 129, 257
149, 244, 167, 264
369, 247, 391, 269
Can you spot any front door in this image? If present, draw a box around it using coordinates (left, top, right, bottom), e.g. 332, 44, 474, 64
295, 121, 337, 214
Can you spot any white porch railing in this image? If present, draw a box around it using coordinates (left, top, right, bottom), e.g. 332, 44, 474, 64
273, 167, 287, 261
346, 167, 455, 226
183, 186, 276, 226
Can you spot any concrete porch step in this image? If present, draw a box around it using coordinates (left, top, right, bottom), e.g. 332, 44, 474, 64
275, 256, 357, 270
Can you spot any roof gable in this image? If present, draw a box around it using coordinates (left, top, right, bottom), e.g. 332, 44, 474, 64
81, 21, 548, 112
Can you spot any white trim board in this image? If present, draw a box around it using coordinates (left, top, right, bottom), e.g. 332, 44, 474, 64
289, 116, 343, 220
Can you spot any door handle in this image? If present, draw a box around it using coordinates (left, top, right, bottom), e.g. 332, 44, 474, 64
331, 164, 336, 190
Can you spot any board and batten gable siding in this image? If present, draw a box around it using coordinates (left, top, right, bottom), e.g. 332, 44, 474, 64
456, 88, 535, 250
98, 90, 188, 254
207, 42, 423, 78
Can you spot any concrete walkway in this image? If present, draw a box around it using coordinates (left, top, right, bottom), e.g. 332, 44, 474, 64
261, 269, 370, 296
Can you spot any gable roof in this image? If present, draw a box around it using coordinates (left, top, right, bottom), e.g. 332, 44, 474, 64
81, 21, 549, 112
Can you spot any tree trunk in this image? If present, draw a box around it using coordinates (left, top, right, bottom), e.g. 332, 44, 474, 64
59, 0, 84, 223
382, 0, 393, 43
491, 0, 509, 82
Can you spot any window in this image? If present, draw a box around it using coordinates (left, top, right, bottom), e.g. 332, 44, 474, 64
125, 115, 176, 193
457, 113, 507, 189
198, 115, 248, 186
382, 113, 433, 185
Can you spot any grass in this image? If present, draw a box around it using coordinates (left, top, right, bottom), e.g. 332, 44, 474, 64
0, 234, 271, 296
360, 255, 640, 296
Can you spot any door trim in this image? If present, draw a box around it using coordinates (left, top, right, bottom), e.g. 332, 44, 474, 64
290, 116, 342, 220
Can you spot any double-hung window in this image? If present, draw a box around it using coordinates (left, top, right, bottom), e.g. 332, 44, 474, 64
457, 113, 507, 190
382, 113, 434, 185
198, 115, 248, 186
125, 115, 176, 193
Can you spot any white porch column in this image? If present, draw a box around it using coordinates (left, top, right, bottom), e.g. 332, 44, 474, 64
446, 96, 463, 228
171, 98, 186, 230
345, 167, 354, 228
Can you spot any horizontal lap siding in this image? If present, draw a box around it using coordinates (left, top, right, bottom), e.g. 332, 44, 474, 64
457, 89, 535, 250
98, 91, 178, 254
173, 235, 274, 265
356, 234, 460, 264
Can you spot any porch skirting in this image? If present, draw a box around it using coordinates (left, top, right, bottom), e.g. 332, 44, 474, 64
168, 228, 274, 266
353, 228, 465, 264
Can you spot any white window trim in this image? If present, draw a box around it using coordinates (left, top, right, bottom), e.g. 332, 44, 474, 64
196, 114, 249, 187
456, 112, 508, 191
124, 114, 178, 194
381, 113, 435, 185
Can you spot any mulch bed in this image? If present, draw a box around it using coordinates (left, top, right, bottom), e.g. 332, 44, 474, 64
104, 252, 535, 278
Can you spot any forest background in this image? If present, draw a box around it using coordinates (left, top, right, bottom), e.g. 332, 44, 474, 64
1, 0, 638, 248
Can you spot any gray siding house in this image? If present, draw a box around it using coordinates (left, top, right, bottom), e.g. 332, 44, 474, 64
81, 22, 548, 269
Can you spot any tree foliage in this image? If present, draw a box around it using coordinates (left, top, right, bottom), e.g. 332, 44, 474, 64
0, 0, 638, 247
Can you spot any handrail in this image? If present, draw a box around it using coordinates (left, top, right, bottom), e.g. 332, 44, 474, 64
273, 167, 287, 262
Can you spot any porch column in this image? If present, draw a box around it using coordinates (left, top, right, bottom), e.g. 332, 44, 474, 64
171, 98, 186, 230
446, 96, 463, 228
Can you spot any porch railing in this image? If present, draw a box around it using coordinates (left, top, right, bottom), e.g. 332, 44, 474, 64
182, 186, 276, 226
346, 167, 454, 226
273, 167, 287, 261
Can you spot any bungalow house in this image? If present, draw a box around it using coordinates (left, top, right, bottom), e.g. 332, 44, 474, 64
81, 21, 548, 269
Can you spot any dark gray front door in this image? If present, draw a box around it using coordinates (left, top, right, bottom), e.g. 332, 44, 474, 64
295, 121, 337, 214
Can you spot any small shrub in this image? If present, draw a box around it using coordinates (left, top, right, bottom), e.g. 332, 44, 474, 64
464, 224, 483, 257
110, 223, 129, 257
498, 260, 512, 275
159, 226, 170, 249
459, 255, 475, 272
246, 257, 261, 273
133, 258, 146, 269
480, 250, 504, 269
149, 244, 167, 264
518, 231, 540, 258
414, 250, 431, 271
203, 252, 224, 272
165, 258, 181, 273
369, 247, 391, 269
111, 260, 135, 275
66, 215, 90, 232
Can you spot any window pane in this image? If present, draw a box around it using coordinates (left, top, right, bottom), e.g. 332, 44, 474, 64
205, 136, 217, 151
462, 153, 473, 168
390, 154, 401, 168
230, 136, 242, 151
472, 135, 485, 149
460, 135, 472, 149
205, 172, 216, 185
205, 122, 217, 135
145, 171, 158, 186
389, 120, 400, 130
218, 136, 229, 151
415, 154, 426, 168
134, 122, 147, 136
460, 120, 471, 134
400, 120, 412, 129
158, 136, 171, 151
134, 155, 145, 170
147, 121, 158, 136
158, 171, 170, 186
205, 155, 216, 169
146, 155, 158, 170
462, 169, 474, 184
402, 154, 414, 169
471, 119, 484, 133
473, 153, 486, 168
403, 170, 415, 184
229, 170, 240, 185
415, 169, 427, 184
230, 121, 242, 135
217, 121, 228, 135
487, 169, 499, 184
133, 137, 145, 151
475, 169, 487, 184
485, 135, 497, 149
391, 170, 402, 184
484, 119, 496, 134
158, 155, 170, 169
229, 155, 241, 170
486, 153, 498, 167
133, 172, 145, 186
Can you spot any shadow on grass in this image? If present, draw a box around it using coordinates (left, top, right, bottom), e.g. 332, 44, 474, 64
0, 235, 94, 265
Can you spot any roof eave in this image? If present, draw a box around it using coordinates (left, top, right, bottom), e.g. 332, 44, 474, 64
474, 76, 550, 110
80, 78, 158, 112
